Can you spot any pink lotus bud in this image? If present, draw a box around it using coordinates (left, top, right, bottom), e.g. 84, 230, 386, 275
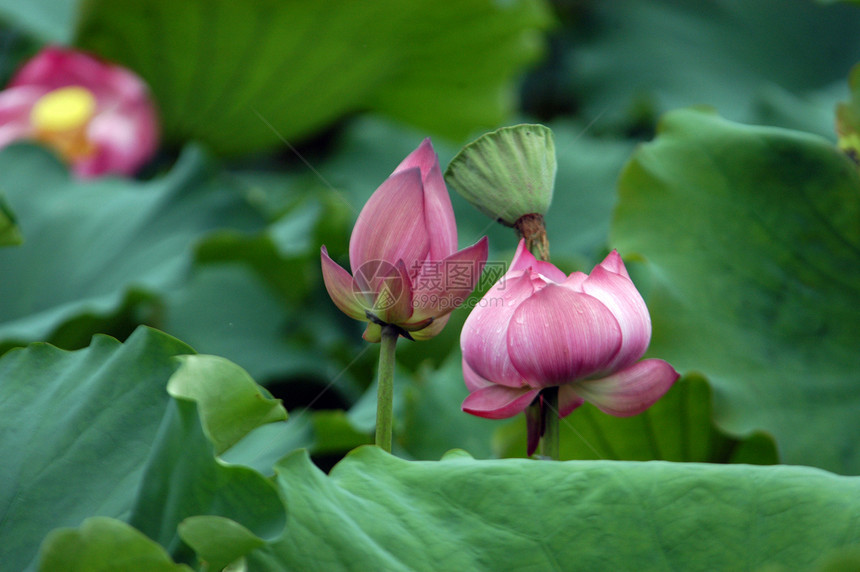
0, 46, 159, 178
321, 139, 488, 342
461, 240, 679, 452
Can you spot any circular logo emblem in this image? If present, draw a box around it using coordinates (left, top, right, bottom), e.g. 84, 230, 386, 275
351, 259, 405, 313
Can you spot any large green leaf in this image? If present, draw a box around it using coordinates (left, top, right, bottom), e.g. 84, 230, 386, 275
0, 144, 262, 352
75, 0, 551, 154
127, 399, 284, 564
613, 108, 860, 474
0, 328, 289, 570
534, 0, 860, 137
248, 446, 860, 571
129, 354, 287, 564
0, 328, 192, 570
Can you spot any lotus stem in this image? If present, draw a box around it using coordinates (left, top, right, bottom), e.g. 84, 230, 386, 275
541, 387, 560, 460
375, 325, 399, 453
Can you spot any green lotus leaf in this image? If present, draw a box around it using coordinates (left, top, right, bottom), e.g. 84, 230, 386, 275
247, 447, 860, 571
613, 108, 860, 474
37, 517, 191, 572
75, 0, 552, 154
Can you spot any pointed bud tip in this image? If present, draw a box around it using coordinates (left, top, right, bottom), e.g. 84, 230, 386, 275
395, 138, 439, 177
597, 249, 631, 280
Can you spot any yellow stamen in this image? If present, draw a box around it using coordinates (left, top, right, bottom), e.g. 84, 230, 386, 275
30, 86, 96, 132
30, 86, 97, 161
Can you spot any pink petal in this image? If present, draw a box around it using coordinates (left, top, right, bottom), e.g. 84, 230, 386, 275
562, 271, 588, 291
0, 85, 42, 121
394, 139, 457, 260
508, 240, 534, 273
462, 385, 539, 419
573, 359, 680, 417
0, 121, 32, 148
460, 271, 539, 389
0, 86, 44, 148
580, 252, 651, 371
9, 47, 148, 103
77, 101, 159, 177
507, 282, 623, 387
393, 138, 438, 176
94, 62, 153, 104
422, 160, 458, 260
462, 355, 494, 392
598, 249, 631, 280
349, 167, 429, 274
410, 236, 488, 321
10, 47, 105, 89
321, 246, 369, 322
558, 384, 585, 418
508, 239, 567, 283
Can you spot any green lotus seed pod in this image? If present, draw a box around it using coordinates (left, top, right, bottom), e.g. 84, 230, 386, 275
444, 124, 556, 226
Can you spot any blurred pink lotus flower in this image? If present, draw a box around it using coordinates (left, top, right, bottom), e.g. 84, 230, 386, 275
0, 46, 158, 178
321, 139, 488, 342
461, 240, 679, 453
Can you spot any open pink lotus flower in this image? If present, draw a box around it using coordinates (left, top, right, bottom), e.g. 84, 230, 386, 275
461, 240, 679, 452
321, 139, 488, 342
0, 46, 159, 178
